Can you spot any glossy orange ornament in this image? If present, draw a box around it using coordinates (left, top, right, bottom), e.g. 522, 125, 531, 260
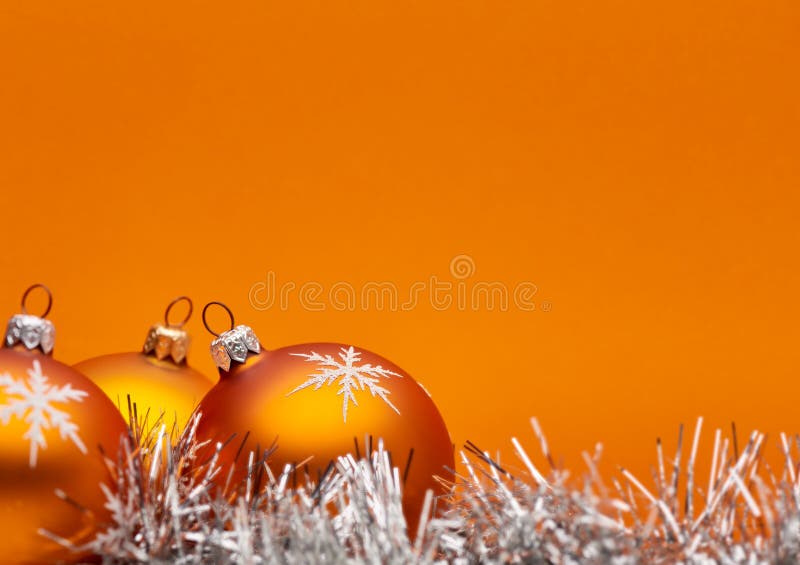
194, 303, 454, 534
75, 297, 214, 432
0, 285, 129, 564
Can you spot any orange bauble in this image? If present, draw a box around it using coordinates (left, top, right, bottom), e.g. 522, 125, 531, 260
194, 304, 454, 534
0, 286, 129, 563
75, 297, 214, 432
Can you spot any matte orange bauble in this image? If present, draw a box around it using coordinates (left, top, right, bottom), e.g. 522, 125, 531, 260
194, 303, 454, 534
0, 285, 129, 564
75, 297, 214, 432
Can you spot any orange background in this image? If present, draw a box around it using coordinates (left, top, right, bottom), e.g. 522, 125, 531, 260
1, 1, 798, 481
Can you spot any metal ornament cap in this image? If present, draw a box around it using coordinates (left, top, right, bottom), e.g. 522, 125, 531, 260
142, 324, 190, 364
5, 314, 56, 354
210, 325, 261, 372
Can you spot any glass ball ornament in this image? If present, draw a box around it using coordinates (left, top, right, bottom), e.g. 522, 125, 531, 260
193, 302, 454, 535
0, 285, 129, 563
74, 296, 214, 432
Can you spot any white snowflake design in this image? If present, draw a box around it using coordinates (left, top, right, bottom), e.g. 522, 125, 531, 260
0, 359, 88, 467
287, 346, 402, 422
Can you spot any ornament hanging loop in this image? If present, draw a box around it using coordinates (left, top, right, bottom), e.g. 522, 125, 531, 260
202, 301, 235, 338
21, 283, 53, 318
165, 296, 193, 328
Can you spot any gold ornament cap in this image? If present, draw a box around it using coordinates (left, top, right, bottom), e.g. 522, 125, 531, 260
202, 302, 261, 372
4, 284, 56, 355
142, 296, 193, 364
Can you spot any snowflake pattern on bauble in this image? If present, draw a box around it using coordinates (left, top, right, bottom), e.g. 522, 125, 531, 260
288, 346, 402, 422
0, 359, 88, 467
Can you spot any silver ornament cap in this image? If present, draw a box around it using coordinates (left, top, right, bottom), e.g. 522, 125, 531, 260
202, 302, 261, 372
3, 284, 56, 355
5, 314, 56, 354
210, 325, 261, 372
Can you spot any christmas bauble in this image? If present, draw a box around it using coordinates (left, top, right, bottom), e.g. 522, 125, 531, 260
0, 285, 129, 563
194, 303, 454, 534
75, 296, 214, 432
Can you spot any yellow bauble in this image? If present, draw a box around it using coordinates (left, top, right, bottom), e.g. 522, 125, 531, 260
75, 297, 214, 432
75, 352, 213, 431
194, 303, 454, 536
0, 286, 129, 563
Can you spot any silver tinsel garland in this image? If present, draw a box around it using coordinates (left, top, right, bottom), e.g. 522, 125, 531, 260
43, 415, 800, 564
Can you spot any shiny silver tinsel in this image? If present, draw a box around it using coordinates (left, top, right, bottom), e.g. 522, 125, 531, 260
43, 415, 800, 563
